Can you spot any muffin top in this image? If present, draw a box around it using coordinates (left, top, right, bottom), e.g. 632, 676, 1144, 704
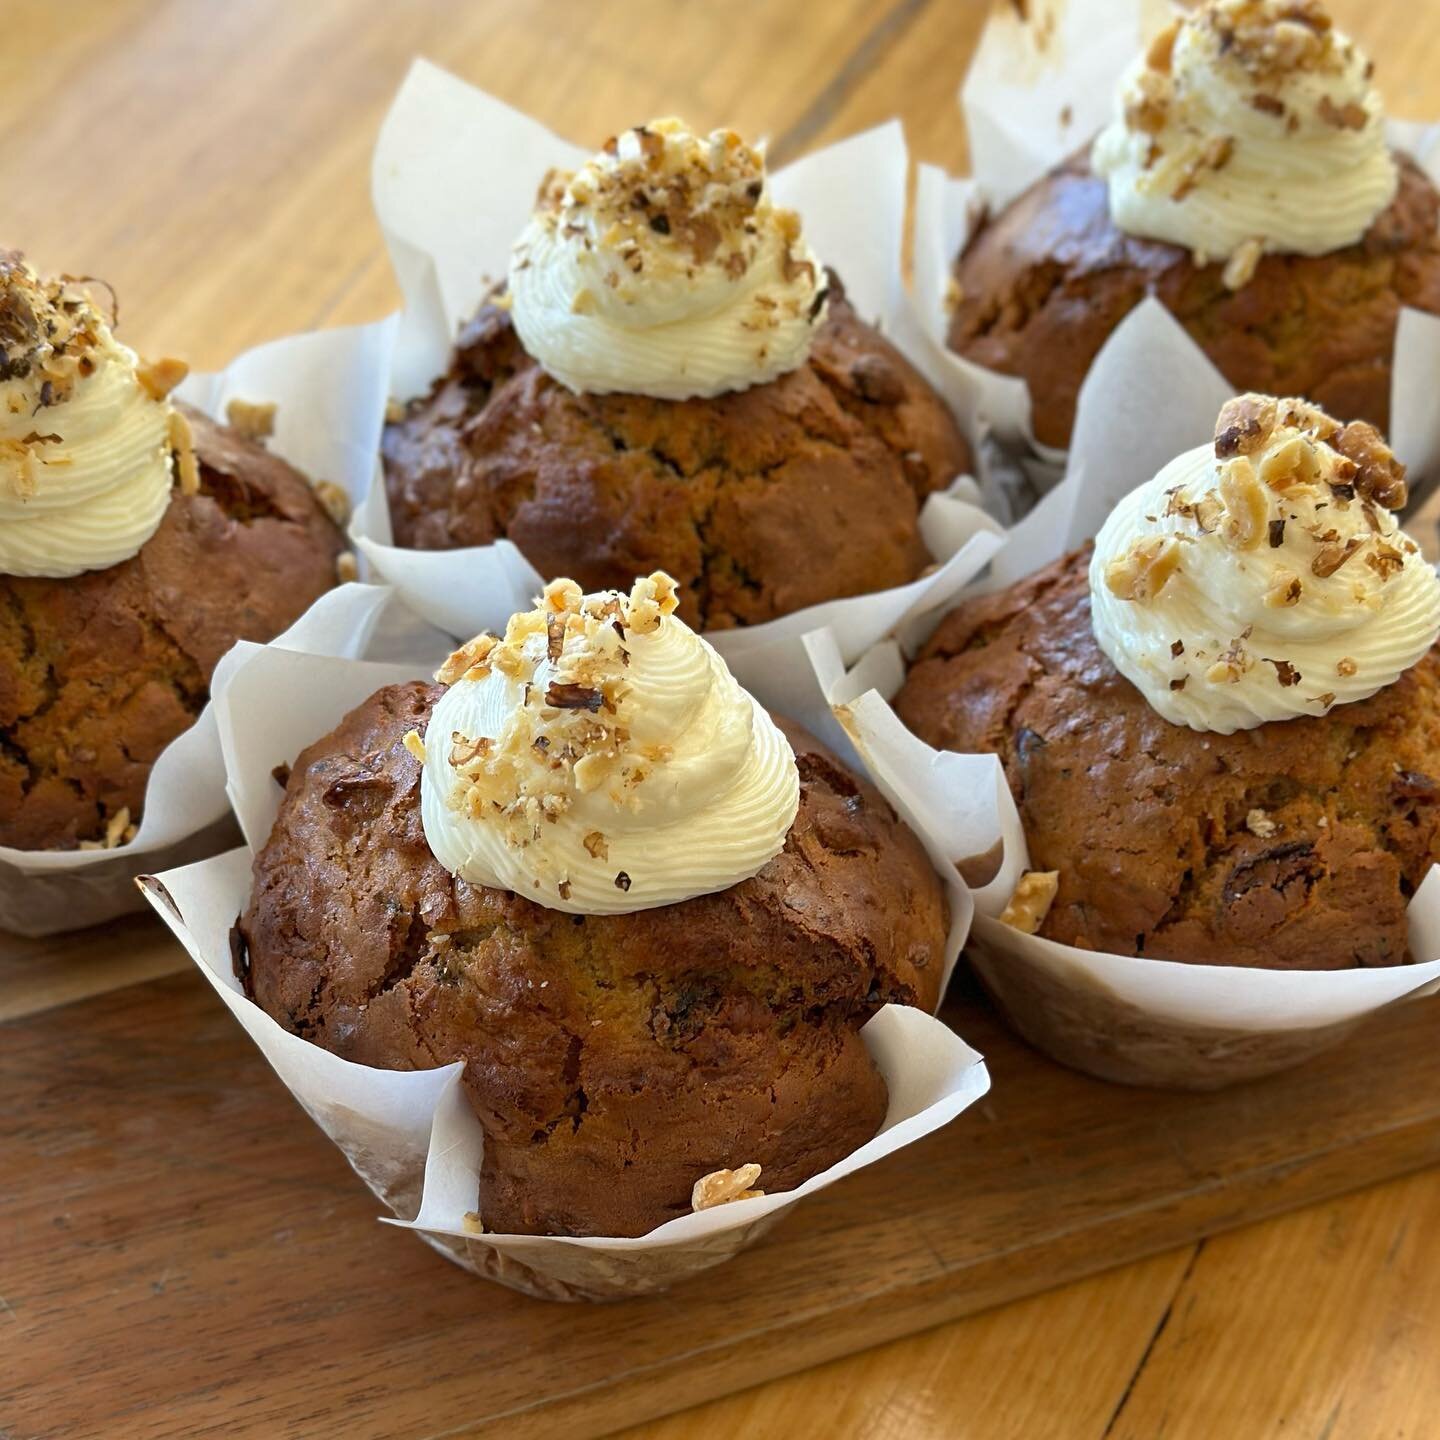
898, 395, 1440, 968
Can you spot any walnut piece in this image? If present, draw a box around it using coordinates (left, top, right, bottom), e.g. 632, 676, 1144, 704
224, 397, 277, 442
1214, 394, 1277, 458
1103, 536, 1182, 601
691, 1164, 765, 1211
135, 356, 189, 402
1000, 870, 1060, 935
1218, 457, 1271, 550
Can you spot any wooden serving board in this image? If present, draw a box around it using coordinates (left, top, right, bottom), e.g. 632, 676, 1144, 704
4, 959, 1440, 1440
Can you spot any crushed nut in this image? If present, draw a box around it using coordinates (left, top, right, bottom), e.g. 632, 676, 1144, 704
1364, 542, 1405, 580
1257, 434, 1319, 491
1000, 870, 1059, 935
1311, 536, 1365, 578
224, 397, 277, 442
1246, 808, 1279, 839
1337, 657, 1357, 677
437, 634, 499, 685
1266, 658, 1302, 686
402, 729, 426, 763
312, 479, 350, 526
582, 830, 609, 860
1218, 457, 1271, 550
1222, 238, 1263, 291
1332, 421, 1407, 509
169, 408, 199, 495
135, 356, 189, 402
691, 1164, 764, 1211
1265, 570, 1302, 607
335, 551, 359, 583
1103, 536, 1182, 601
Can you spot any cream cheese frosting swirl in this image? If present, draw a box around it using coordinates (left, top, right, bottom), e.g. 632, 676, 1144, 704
0, 252, 182, 578
419, 572, 800, 913
508, 118, 828, 400
1091, 0, 1397, 272
1090, 394, 1440, 733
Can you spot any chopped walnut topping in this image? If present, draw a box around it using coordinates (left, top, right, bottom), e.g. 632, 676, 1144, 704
1214, 394, 1277, 459
225, 397, 277, 442
335, 551, 359, 584
1246, 808, 1279, 838
1267, 657, 1302, 686
169, 408, 199, 496
691, 1164, 764, 1211
1218, 457, 1271, 550
437, 634, 499, 685
1222, 238, 1263, 291
135, 356, 189, 402
1146, 21, 1179, 72
1311, 535, 1365, 578
1257, 433, 1320, 491
1337, 657, 1357, 677
1104, 536, 1182, 601
582, 830, 609, 860
1172, 135, 1234, 200
78, 806, 136, 851
1365, 543, 1405, 581
312, 479, 350, 526
1000, 870, 1059, 935
1265, 570, 1302, 607
1317, 94, 1367, 129
461, 1212, 486, 1236
402, 729, 426, 763
1206, 634, 1255, 684
1331, 421, 1407, 508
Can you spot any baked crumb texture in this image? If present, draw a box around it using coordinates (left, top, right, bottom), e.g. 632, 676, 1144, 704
238, 688, 948, 1237
382, 272, 972, 632
895, 545, 1440, 969
947, 151, 1440, 449
0, 404, 346, 850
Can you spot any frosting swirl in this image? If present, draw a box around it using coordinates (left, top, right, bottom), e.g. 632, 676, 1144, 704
0, 252, 182, 578
1091, 0, 1397, 273
1090, 395, 1440, 733
508, 118, 828, 400
419, 572, 800, 913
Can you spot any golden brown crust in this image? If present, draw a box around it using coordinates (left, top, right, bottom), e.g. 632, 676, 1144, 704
239, 684, 949, 1237
895, 546, 1440, 970
382, 273, 972, 631
0, 403, 345, 850
948, 149, 1440, 450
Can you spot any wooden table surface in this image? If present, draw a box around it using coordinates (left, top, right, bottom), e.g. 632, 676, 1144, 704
3, 1, 1439, 1436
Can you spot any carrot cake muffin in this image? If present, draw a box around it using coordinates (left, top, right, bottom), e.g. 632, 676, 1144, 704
948, 0, 1440, 449
0, 253, 348, 851
383, 118, 971, 631
896, 395, 1440, 968
239, 574, 947, 1236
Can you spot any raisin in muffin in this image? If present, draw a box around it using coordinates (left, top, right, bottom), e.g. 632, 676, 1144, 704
383, 117, 970, 632
896, 396, 1440, 969
948, 0, 1440, 450
240, 575, 947, 1237
0, 256, 347, 851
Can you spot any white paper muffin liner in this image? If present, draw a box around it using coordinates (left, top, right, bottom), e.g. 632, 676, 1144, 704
807, 305, 1440, 1089
911, 0, 1440, 517
0, 319, 398, 937
351, 60, 1006, 709
138, 584, 990, 1300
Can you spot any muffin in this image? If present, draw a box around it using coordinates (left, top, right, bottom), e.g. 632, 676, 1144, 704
0, 253, 348, 851
897, 395, 1440, 970
383, 118, 971, 632
239, 573, 947, 1237
948, 0, 1440, 450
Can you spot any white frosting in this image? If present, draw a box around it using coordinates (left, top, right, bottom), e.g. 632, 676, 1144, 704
508, 118, 828, 400
420, 574, 800, 914
0, 259, 175, 578
1092, 1, 1397, 264
1090, 396, 1440, 733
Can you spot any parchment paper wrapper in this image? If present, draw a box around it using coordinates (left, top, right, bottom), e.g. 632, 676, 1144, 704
912, 0, 1440, 517
810, 303, 1440, 1089
351, 59, 1001, 709
0, 320, 397, 938
139, 589, 990, 1300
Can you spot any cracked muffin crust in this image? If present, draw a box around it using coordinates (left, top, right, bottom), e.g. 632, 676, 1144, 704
382, 273, 972, 632
239, 684, 947, 1238
0, 404, 346, 850
895, 545, 1440, 969
947, 151, 1440, 451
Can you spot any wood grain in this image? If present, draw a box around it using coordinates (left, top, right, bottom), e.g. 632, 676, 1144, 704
4, 970, 1440, 1440
2, 1, 1440, 1437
